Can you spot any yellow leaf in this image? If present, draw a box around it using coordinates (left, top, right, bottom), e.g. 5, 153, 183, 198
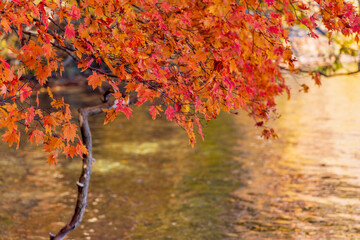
182, 104, 190, 113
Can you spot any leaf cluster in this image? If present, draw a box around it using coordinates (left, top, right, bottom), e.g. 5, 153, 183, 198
1, 0, 360, 163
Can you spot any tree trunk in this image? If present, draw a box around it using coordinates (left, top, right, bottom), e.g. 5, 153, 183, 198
49, 102, 113, 240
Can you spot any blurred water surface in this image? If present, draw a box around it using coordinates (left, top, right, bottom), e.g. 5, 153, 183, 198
1, 74, 360, 239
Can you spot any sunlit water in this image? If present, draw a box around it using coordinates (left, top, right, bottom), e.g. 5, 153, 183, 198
1, 74, 360, 239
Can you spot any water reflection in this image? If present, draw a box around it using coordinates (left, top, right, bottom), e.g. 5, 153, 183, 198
232, 74, 360, 239
0, 87, 240, 240
1, 74, 360, 239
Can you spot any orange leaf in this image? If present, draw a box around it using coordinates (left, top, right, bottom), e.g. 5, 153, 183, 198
51, 98, 65, 109
64, 145, 77, 158
2, 129, 20, 148
28, 129, 45, 145
46, 153, 58, 165
63, 123, 77, 142
103, 108, 118, 124
87, 71, 105, 89
43, 136, 64, 152
76, 142, 88, 156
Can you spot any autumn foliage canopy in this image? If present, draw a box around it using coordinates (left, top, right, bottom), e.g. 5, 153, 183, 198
0, 0, 359, 164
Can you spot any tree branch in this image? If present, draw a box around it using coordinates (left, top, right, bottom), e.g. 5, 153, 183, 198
49, 101, 114, 240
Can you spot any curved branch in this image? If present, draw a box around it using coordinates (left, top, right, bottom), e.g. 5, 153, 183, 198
49, 101, 114, 240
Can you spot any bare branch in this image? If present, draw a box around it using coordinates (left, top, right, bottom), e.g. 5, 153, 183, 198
49, 101, 114, 240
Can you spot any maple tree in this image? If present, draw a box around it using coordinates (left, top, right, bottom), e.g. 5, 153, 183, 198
1, 0, 360, 239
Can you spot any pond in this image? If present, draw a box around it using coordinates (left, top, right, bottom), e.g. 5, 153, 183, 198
1, 73, 360, 239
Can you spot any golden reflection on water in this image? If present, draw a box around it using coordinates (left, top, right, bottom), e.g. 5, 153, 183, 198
232, 74, 360, 239
1, 74, 360, 239
0, 87, 241, 240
